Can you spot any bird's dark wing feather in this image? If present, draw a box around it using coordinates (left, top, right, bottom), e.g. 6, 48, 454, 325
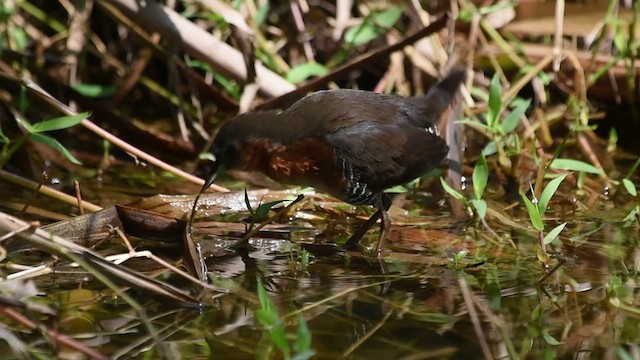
326, 121, 448, 192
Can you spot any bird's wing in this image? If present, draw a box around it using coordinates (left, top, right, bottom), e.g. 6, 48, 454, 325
325, 120, 448, 192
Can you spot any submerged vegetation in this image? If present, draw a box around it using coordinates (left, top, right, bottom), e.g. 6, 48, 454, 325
0, 0, 639, 359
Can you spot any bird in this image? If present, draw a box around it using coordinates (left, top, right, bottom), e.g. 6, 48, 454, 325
193, 68, 466, 255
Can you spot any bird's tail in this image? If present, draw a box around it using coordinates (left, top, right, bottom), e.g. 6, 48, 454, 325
410, 67, 466, 126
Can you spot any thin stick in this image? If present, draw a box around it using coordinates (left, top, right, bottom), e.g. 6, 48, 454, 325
0, 73, 228, 192
231, 194, 305, 249
553, 0, 565, 72
0, 306, 109, 360
459, 275, 494, 360
74, 180, 84, 215
256, 14, 449, 110
0, 169, 102, 212
342, 310, 393, 357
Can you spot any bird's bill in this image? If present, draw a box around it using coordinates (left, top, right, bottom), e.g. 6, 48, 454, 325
203, 162, 226, 191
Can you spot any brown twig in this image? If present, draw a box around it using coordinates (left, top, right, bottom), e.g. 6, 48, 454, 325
102, 0, 294, 98
232, 194, 305, 249
459, 276, 494, 360
74, 180, 85, 216
0, 305, 109, 360
0, 73, 228, 192
256, 14, 450, 110
0, 169, 102, 212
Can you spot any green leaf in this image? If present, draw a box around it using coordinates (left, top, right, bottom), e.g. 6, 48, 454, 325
15, 118, 35, 133
440, 177, 466, 201
472, 153, 488, 200
254, 200, 286, 220
286, 63, 328, 84
299, 250, 310, 271
292, 350, 316, 360
479, 2, 517, 15
549, 158, 602, 174
372, 6, 404, 28
520, 337, 534, 358
198, 151, 215, 162
243, 189, 254, 216
344, 21, 379, 45
344, 6, 403, 46
607, 128, 618, 152
294, 315, 312, 354
0, 125, 8, 142
482, 141, 498, 157
254, 278, 290, 358
408, 312, 456, 323
254, 0, 270, 25
255, 308, 275, 328
30, 133, 82, 165
622, 178, 637, 196
470, 199, 487, 219
211, 71, 241, 98
12, 27, 28, 50
256, 331, 274, 360
456, 118, 492, 131
531, 304, 542, 321
541, 329, 562, 345
458, 8, 473, 22
257, 278, 271, 309
255, 278, 278, 326
543, 222, 566, 245
422, 167, 443, 179
0, 6, 15, 21
31, 112, 88, 133
622, 205, 640, 223
270, 326, 290, 358
485, 280, 501, 310
616, 346, 635, 360
486, 73, 502, 129
538, 174, 568, 216
188, 59, 213, 72
468, 86, 489, 102
501, 99, 531, 134
521, 193, 544, 231
613, 22, 627, 52
73, 83, 117, 98
384, 184, 408, 193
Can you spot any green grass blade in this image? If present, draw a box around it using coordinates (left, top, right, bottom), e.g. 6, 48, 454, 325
538, 174, 568, 216
622, 178, 637, 196
15, 118, 35, 133
502, 99, 531, 133
440, 177, 466, 201
549, 158, 602, 174
30, 133, 82, 165
473, 153, 488, 200
31, 112, 87, 133
521, 193, 544, 231
543, 222, 566, 245
487, 73, 502, 129
470, 199, 487, 219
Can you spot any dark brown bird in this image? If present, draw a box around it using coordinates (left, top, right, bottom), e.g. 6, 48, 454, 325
195, 68, 465, 255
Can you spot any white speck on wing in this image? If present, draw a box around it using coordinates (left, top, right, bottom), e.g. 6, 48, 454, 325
425, 126, 438, 135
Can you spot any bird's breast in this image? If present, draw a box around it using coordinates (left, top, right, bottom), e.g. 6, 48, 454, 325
236, 137, 351, 200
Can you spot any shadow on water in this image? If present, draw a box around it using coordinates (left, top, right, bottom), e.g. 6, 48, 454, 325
47, 209, 635, 359
1, 160, 639, 359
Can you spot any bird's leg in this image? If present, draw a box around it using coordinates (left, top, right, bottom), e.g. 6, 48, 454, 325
343, 210, 381, 250
344, 194, 392, 253
373, 194, 392, 255
374, 208, 391, 255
